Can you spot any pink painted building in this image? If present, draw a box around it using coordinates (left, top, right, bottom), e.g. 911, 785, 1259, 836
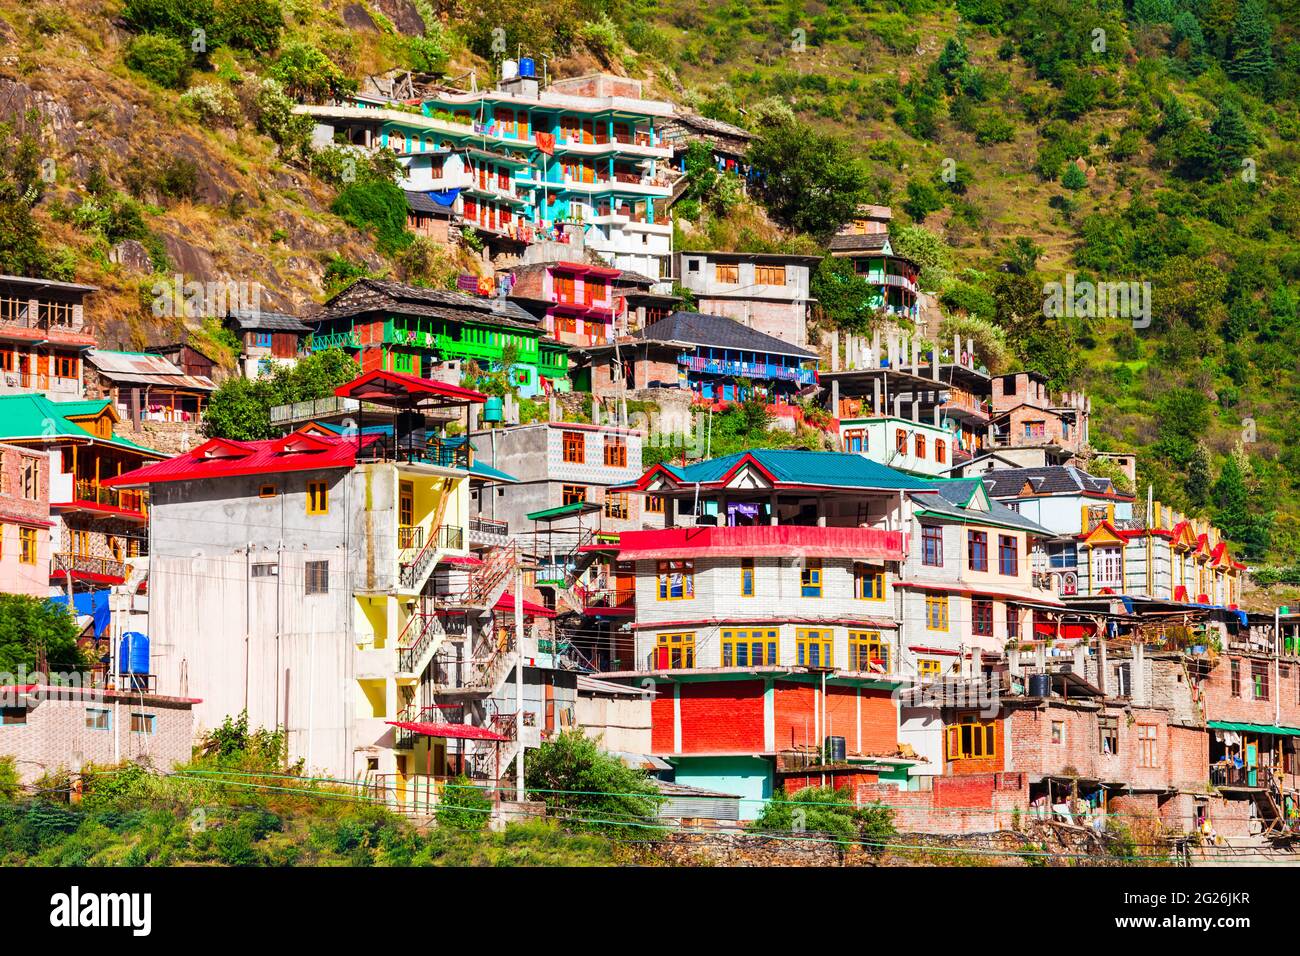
0, 442, 51, 596
508, 260, 621, 348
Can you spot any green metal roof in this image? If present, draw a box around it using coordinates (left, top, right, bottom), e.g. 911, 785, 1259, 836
526, 501, 603, 521
1208, 720, 1300, 737
663, 449, 933, 490
0, 394, 164, 458
468, 460, 517, 483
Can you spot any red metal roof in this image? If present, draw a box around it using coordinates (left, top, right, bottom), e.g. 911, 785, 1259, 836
102, 430, 378, 487
442, 554, 484, 567
385, 720, 508, 741
616, 525, 906, 562
494, 593, 556, 618
334, 369, 487, 406
0, 512, 53, 528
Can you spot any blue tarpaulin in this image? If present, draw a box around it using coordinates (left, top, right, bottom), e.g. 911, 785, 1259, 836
428, 188, 461, 206
48, 589, 110, 636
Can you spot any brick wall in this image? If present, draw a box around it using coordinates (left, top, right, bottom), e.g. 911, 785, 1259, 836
676, 680, 765, 753
0, 693, 194, 783
0, 443, 50, 596
857, 773, 1026, 834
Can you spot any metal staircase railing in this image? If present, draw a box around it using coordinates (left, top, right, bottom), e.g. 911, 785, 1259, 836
437, 544, 517, 610
397, 612, 449, 676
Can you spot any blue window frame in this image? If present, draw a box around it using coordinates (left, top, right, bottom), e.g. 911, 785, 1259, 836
86, 708, 111, 731
255, 332, 272, 348
130, 712, 157, 735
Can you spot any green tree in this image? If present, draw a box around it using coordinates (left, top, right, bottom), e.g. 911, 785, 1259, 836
1209, 102, 1251, 175
1154, 387, 1210, 466
750, 785, 896, 841
215, 0, 284, 53
435, 776, 492, 830
810, 256, 878, 331
1061, 162, 1088, 190
903, 177, 943, 223
1186, 442, 1213, 506
746, 119, 868, 237
0, 595, 84, 675
0, 115, 60, 278
1227, 0, 1274, 88
203, 348, 359, 440
524, 730, 662, 834
270, 41, 351, 101
1212, 452, 1251, 542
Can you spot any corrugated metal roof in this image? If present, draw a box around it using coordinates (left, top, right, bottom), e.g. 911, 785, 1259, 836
86, 350, 215, 391
104, 431, 377, 487
663, 449, 932, 491
0, 394, 163, 458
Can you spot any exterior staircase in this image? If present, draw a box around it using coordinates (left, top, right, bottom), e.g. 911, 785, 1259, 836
436, 544, 518, 611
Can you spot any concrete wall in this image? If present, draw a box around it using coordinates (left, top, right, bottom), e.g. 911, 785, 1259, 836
146, 462, 473, 779
576, 693, 652, 753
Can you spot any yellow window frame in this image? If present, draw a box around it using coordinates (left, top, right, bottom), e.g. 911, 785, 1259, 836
796, 628, 833, 667
306, 480, 329, 515
918, 658, 943, 681
18, 527, 37, 565
925, 593, 949, 631
854, 563, 885, 600
721, 628, 778, 667
656, 559, 694, 601
848, 630, 888, 673
800, 558, 823, 598
945, 715, 996, 760
740, 557, 755, 597
655, 632, 695, 669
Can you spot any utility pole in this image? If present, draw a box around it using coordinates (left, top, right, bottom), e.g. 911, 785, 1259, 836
514, 571, 525, 802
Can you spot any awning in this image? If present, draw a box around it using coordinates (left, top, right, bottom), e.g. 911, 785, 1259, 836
1208, 720, 1300, 737
441, 554, 483, 567
526, 501, 603, 521
386, 720, 508, 741
493, 593, 556, 618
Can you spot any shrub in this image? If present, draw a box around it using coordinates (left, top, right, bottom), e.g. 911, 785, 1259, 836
124, 33, 193, 89
0, 757, 19, 800
248, 78, 314, 160
270, 40, 351, 100
180, 83, 242, 125
435, 776, 492, 831
524, 730, 662, 834
215, 0, 284, 53
331, 178, 412, 253
1061, 163, 1088, 190
121, 0, 217, 48
750, 785, 896, 841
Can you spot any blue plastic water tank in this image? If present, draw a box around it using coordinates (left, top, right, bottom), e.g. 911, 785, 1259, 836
518, 57, 536, 78
483, 396, 504, 422
120, 632, 150, 675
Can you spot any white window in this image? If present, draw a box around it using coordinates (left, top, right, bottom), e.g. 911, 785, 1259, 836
1095, 547, 1123, 588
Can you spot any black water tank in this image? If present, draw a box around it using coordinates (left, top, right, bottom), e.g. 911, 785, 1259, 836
824, 736, 846, 762
1028, 673, 1052, 697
